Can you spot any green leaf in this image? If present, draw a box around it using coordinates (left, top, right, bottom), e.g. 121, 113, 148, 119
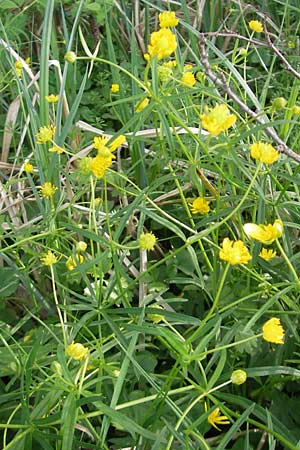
0, 267, 19, 298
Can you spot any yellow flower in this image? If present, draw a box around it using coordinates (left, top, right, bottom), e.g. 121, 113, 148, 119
250, 141, 279, 164
189, 197, 210, 215
139, 232, 157, 251
66, 341, 89, 360
259, 248, 277, 261
208, 408, 230, 431
262, 317, 285, 344
14, 60, 23, 77
89, 155, 113, 178
147, 28, 177, 60
181, 72, 196, 87
231, 369, 247, 385
66, 255, 84, 271
49, 145, 64, 154
76, 241, 87, 252
243, 219, 283, 245
64, 51, 77, 63
200, 104, 237, 136
40, 182, 57, 199
45, 94, 59, 103
135, 98, 149, 113
111, 83, 119, 93
40, 250, 58, 266
219, 238, 251, 265
291, 105, 300, 115
109, 135, 126, 152
159, 11, 179, 28
35, 125, 55, 144
184, 64, 193, 71
24, 162, 34, 173
249, 20, 263, 33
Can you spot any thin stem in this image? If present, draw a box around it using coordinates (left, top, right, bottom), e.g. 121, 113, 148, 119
50, 265, 67, 347
276, 239, 300, 285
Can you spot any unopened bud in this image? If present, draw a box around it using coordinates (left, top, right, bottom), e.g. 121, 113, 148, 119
64, 51, 77, 63
231, 369, 247, 385
272, 97, 287, 111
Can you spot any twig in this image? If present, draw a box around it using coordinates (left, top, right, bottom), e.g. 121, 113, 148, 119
199, 34, 300, 163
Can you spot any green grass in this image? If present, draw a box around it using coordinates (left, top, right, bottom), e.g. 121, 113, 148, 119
1, 0, 300, 449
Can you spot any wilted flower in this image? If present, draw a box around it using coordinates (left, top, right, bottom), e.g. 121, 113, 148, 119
262, 317, 285, 344
208, 408, 230, 431
200, 104, 236, 136
219, 238, 251, 265
243, 219, 283, 245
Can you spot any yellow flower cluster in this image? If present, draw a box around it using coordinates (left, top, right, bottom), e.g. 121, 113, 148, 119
41, 250, 58, 266
200, 104, 237, 136
250, 141, 279, 164
243, 219, 283, 245
139, 232, 157, 251
219, 238, 251, 265
24, 161, 34, 173
262, 317, 285, 344
45, 94, 59, 103
35, 125, 55, 144
88, 134, 126, 178
144, 11, 178, 61
181, 72, 196, 87
111, 83, 119, 93
189, 197, 210, 215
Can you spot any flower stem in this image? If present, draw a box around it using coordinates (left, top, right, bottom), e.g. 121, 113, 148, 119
276, 239, 300, 285
50, 265, 67, 347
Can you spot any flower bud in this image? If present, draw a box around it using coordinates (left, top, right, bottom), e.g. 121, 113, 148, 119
271, 97, 287, 111
51, 361, 62, 376
76, 241, 87, 252
292, 105, 300, 115
238, 48, 248, 57
64, 51, 77, 63
231, 369, 247, 385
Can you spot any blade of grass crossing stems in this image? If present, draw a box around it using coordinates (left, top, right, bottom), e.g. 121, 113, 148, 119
38, 0, 54, 170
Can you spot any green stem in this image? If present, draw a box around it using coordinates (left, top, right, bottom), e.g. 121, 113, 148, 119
50, 265, 67, 347
276, 239, 300, 285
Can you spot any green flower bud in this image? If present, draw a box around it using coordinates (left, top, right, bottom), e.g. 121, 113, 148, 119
272, 97, 287, 111
292, 105, 300, 115
238, 48, 248, 57
64, 51, 77, 63
51, 361, 62, 376
231, 369, 247, 385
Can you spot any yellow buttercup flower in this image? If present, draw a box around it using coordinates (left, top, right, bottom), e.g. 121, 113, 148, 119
45, 94, 59, 103
139, 232, 157, 251
147, 28, 177, 60
181, 72, 196, 87
49, 145, 64, 154
189, 197, 210, 215
35, 125, 55, 144
66, 255, 84, 271
41, 250, 58, 266
219, 238, 251, 265
135, 98, 149, 113
40, 182, 57, 199
200, 104, 237, 136
250, 141, 279, 164
23, 162, 34, 173
249, 20, 263, 33
262, 317, 285, 344
259, 248, 277, 261
66, 341, 89, 360
89, 155, 113, 178
14, 60, 23, 78
159, 11, 179, 28
243, 219, 283, 245
111, 83, 119, 93
208, 408, 230, 431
